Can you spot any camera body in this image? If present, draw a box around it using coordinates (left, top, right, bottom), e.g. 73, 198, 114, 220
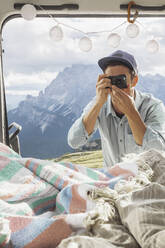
106, 74, 127, 89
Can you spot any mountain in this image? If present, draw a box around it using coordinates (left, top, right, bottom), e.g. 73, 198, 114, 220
6, 95, 26, 111
7, 64, 165, 159
137, 73, 165, 102
7, 64, 100, 159
43, 64, 99, 116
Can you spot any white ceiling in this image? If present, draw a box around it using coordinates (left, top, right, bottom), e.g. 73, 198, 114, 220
1, 0, 165, 27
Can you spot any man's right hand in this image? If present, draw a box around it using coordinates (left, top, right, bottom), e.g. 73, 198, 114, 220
96, 74, 112, 106
82, 74, 111, 136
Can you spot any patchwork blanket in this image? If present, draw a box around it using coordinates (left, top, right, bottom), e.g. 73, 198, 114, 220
0, 142, 164, 247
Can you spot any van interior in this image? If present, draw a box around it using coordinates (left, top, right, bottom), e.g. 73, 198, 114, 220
0, 1, 165, 247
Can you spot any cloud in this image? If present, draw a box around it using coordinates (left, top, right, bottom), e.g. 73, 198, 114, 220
2, 16, 165, 98
6, 90, 38, 96
4, 71, 58, 94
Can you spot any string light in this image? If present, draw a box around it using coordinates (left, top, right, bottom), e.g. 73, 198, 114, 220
20, 3, 160, 54
79, 36, 92, 52
21, 4, 37, 20
49, 25, 63, 41
136, 20, 160, 53
107, 33, 121, 48
146, 39, 159, 53
126, 23, 140, 38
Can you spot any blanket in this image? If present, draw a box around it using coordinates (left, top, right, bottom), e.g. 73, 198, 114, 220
59, 150, 165, 248
0, 142, 137, 247
0, 142, 164, 247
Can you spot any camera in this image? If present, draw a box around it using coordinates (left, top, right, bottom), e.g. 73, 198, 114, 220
105, 74, 127, 89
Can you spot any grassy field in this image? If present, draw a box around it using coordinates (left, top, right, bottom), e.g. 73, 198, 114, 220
52, 150, 103, 168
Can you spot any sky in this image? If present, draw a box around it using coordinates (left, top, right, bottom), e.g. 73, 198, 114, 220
2, 16, 165, 108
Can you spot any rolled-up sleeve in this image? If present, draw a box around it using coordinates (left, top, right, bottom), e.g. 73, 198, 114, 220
68, 97, 99, 149
126, 102, 165, 153
142, 125, 165, 150
142, 102, 165, 150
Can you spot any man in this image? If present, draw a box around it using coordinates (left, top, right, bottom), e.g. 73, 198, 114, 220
68, 50, 165, 167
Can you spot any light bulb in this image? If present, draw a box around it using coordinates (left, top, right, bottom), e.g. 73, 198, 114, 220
79, 36, 92, 52
49, 25, 63, 41
126, 23, 140, 38
21, 4, 37, 20
146, 39, 159, 53
107, 33, 121, 48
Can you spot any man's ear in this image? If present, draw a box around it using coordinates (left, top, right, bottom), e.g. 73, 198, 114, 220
132, 75, 138, 87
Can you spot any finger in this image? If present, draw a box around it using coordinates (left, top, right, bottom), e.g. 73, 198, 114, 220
111, 97, 118, 106
105, 88, 111, 94
112, 90, 121, 102
97, 74, 109, 82
96, 78, 112, 87
112, 96, 121, 107
97, 87, 110, 95
112, 85, 123, 93
112, 89, 127, 102
107, 88, 111, 95
96, 79, 112, 88
97, 82, 112, 89
112, 85, 128, 96
99, 77, 111, 84
112, 88, 120, 97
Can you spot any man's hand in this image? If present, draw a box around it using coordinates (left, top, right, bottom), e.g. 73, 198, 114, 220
82, 74, 112, 136
96, 74, 112, 106
111, 85, 136, 116
111, 85, 146, 145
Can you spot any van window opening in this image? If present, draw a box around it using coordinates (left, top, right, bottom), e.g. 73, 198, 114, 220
2, 16, 165, 160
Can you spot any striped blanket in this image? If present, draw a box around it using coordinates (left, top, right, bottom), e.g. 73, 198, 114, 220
0, 142, 138, 247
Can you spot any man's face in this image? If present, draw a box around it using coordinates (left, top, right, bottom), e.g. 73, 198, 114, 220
105, 65, 134, 97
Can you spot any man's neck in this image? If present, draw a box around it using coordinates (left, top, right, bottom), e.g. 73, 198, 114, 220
116, 112, 124, 118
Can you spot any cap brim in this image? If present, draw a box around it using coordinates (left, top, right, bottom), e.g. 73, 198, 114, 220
98, 56, 134, 72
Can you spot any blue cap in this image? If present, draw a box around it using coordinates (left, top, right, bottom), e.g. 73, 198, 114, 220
98, 50, 138, 75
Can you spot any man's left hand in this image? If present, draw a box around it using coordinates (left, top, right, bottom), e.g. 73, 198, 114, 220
111, 85, 136, 117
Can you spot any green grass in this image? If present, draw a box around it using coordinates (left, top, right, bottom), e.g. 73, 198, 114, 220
52, 150, 103, 168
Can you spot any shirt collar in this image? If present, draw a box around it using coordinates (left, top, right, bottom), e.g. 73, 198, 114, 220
106, 89, 142, 117
134, 89, 142, 110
